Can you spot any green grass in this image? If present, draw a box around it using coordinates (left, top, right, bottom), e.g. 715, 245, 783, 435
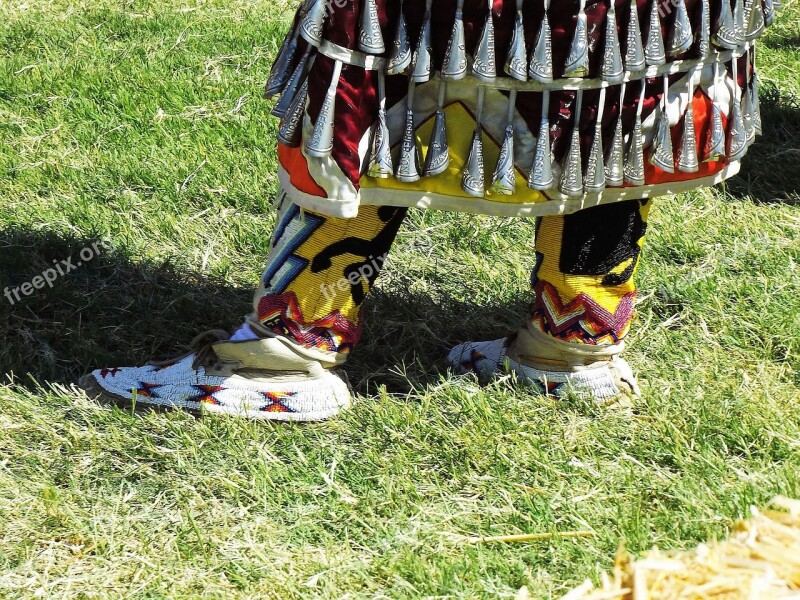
1, 0, 799, 597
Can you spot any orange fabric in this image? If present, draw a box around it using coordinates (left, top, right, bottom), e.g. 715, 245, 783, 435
643, 88, 729, 185
278, 144, 327, 198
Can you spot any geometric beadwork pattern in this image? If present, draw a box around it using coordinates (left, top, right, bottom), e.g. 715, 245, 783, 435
529, 280, 636, 345
258, 291, 362, 354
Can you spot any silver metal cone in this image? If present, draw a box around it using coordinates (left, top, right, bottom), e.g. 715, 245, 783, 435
277, 79, 308, 148
305, 61, 342, 158
271, 49, 312, 119
368, 72, 393, 178
585, 129, 606, 194
697, 0, 711, 60
367, 110, 393, 178
677, 99, 699, 173
742, 76, 756, 143
752, 73, 762, 136
585, 89, 607, 193
411, 3, 432, 82
442, 7, 468, 80
727, 94, 748, 160
624, 82, 646, 186
559, 91, 584, 197
645, 0, 666, 66
299, 0, 326, 45
387, 4, 412, 74
473, 7, 497, 82
714, 0, 738, 49
624, 118, 645, 185
423, 110, 449, 176
605, 113, 625, 187
765, 0, 776, 26
528, 92, 554, 190
462, 128, 486, 197
359, 0, 385, 54
264, 29, 299, 100
505, 9, 528, 81
423, 82, 449, 176
625, 0, 646, 74
491, 90, 518, 195
602, 3, 624, 84
668, 0, 694, 56
560, 129, 584, 197
651, 109, 675, 173
491, 125, 516, 195
564, 1, 590, 77
706, 100, 726, 161
745, 0, 766, 39
733, 0, 746, 43
396, 108, 421, 182
529, 0, 553, 83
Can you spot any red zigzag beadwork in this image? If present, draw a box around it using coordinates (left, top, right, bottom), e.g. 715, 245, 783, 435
529, 281, 636, 345
258, 291, 362, 354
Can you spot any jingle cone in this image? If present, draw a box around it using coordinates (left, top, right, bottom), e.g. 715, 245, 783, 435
442, 1, 468, 80
559, 90, 585, 197
505, 1, 528, 81
733, 0, 746, 43
462, 128, 486, 197
299, 0, 326, 45
727, 93, 748, 161
423, 82, 449, 176
668, 0, 694, 56
528, 91, 554, 190
305, 60, 342, 158
625, 0, 646, 74
368, 72, 393, 178
745, 0, 766, 40
564, 0, 590, 77
359, 0, 385, 54
605, 114, 625, 187
677, 90, 699, 173
765, 0, 776, 26
411, 0, 433, 83
271, 49, 313, 119
751, 72, 762, 136
277, 79, 308, 148
624, 81, 647, 186
602, 2, 624, 84
697, 0, 712, 60
462, 87, 486, 196
645, 0, 666, 66
585, 88, 607, 193
387, 2, 412, 75
264, 29, 299, 100
706, 100, 726, 161
714, 0, 738, 49
473, 0, 497, 82
528, 0, 553, 83
651, 110, 675, 173
490, 90, 518, 195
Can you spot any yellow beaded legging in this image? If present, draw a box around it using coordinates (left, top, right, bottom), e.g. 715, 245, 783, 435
253, 196, 651, 360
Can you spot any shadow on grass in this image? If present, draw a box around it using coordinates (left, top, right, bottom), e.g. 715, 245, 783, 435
0, 227, 531, 396
0, 228, 251, 386
728, 83, 800, 204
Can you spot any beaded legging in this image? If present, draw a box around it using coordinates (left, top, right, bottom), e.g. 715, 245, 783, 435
253, 197, 650, 361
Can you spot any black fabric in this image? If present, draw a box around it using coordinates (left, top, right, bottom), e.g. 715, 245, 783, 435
311, 206, 408, 306
558, 199, 648, 286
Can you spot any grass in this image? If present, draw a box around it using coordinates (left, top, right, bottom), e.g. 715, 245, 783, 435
1, 0, 799, 597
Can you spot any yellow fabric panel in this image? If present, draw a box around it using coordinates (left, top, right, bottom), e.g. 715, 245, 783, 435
360, 101, 546, 206
535, 201, 651, 315
280, 205, 389, 324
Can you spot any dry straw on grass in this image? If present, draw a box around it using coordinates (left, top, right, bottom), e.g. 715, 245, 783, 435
562, 497, 800, 599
